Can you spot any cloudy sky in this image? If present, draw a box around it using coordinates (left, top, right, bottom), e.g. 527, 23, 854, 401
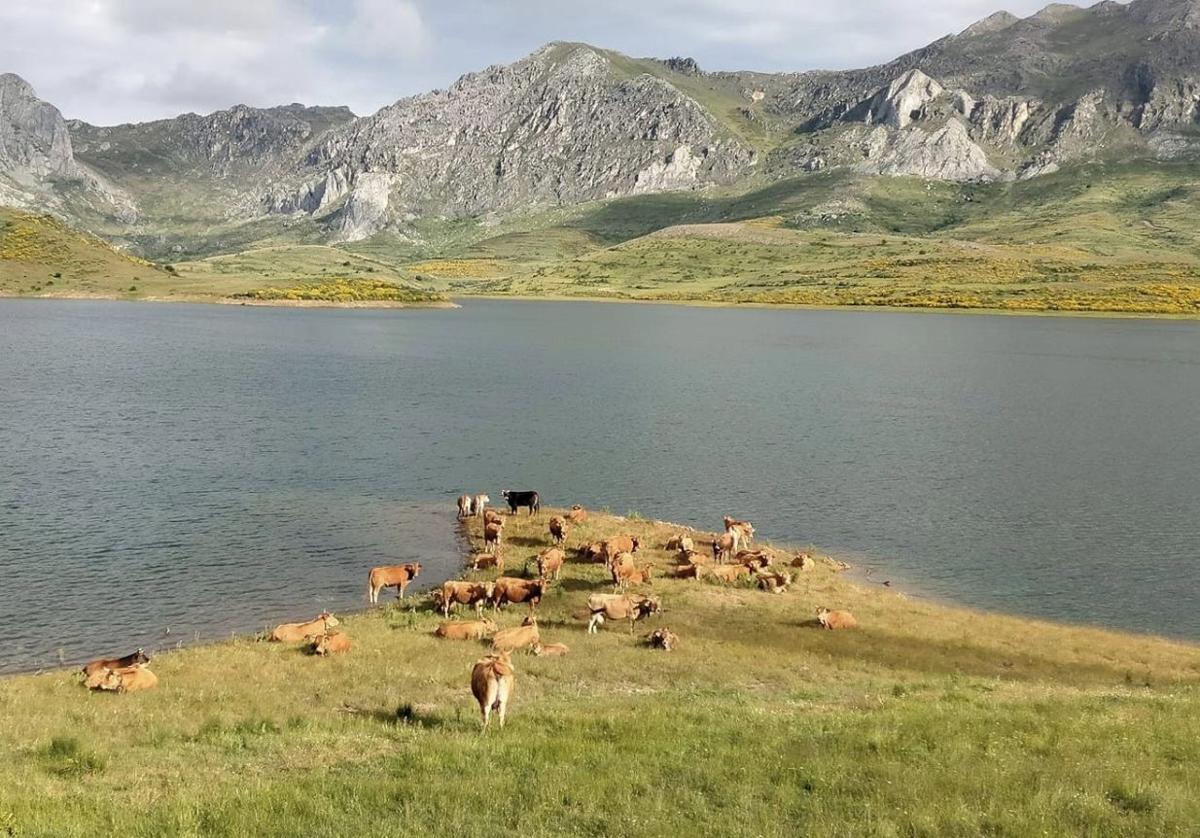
3, 0, 1075, 125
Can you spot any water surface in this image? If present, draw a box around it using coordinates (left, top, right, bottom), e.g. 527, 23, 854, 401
1, 299, 1198, 671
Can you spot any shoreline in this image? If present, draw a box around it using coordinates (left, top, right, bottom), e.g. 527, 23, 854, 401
2, 289, 1199, 320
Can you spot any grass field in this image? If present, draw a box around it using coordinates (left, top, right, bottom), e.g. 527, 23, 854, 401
2, 508, 1199, 836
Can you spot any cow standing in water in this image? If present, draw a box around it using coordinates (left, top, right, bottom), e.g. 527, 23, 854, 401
502, 490, 540, 515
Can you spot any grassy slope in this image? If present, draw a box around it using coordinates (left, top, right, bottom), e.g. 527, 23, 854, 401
2, 509, 1199, 836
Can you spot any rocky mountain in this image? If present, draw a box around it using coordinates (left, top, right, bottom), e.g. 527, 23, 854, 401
6, 0, 1200, 254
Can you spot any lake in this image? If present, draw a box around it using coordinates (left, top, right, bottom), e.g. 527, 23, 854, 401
1, 298, 1198, 672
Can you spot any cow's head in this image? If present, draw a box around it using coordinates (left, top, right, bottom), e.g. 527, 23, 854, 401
320, 611, 341, 628
132, 648, 150, 666
477, 494, 490, 504
409, 562, 423, 575
631, 536, 640, 552
520, 615, 538, 627
501, 489, 511, 499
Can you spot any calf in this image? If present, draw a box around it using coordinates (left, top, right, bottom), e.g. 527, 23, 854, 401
586, 594, 661, 634
367, 562, 422, 604
435, 618, 498, 640
502, 489, 540, 516
270, 612, 340, 643
491, 576, 547, 612
471, 651, 515, 729
646, 627, 679, 651
471, 552, 505, 574
536, 547, 566, 581
532, 642, 570, 657
309, 632, 352, 656
440, 580, 495, 618
817, 607, 858, 630
708, 563, 749, 584
491, 616, 540, 653
548, 516, 568, 547
82, 649, 150, 680
484, 522, 504, 554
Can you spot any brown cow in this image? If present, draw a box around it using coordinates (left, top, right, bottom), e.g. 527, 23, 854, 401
602, 535, 640, 564
471, 651, 515, 729
81, 649, 150, 680
708, 564, 749, 584
612, 560, 653, 590
491, 616, 540, 653
586, 594, 661, 633
491, 577, 547, 612
673, 563, 704, 580
646, 627, 679, 651
471, 552, 505, 573
367, 563, 422, 604
791, 552, 816, 571
270, 612, 340, 643
548, 516, 568, 547
532, 642, 570, 657
723, 516, 756, 551
664, 534, 695, 554
579, 541, 607, 564
96, 665, 158, 693
817, 607, 858, 630
736, 550, 771, 570
755, 569, 792, 594
536, 547, 566, 581
484, 522, 504, 554
435, 618, 498, 640
440, 580, 495, 618
565, 505, 588, 524
483, 508, 504, 526
309, 632, 352, 656
711, 532, 737, 564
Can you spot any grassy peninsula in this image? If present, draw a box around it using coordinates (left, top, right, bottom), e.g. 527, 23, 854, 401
1, 508, 1198, 836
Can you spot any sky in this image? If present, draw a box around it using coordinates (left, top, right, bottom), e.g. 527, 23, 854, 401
1, 0, 1084, 125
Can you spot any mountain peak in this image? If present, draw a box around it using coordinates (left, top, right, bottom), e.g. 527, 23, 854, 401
958, 10, 1020, 37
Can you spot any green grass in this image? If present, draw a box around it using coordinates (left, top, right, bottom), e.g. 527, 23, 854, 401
2, 509, 1199, 835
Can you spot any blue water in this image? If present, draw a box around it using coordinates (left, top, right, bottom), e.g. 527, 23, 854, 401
1, 298, 1198, 671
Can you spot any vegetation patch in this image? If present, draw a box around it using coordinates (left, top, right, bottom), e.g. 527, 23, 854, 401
234, 277, 442, 303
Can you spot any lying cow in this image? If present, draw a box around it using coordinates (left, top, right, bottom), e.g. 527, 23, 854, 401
565, 505, 588, 524
491, 576, 547, 612
308, 632, 352, 656
664, 534, 694, 554
736, 550, 771, 570
96, 666, 158, 693
708, 563, 750, 584
612, 559, 653, 590
817, 606, 858, 630
755, 569, 792, 594
367, 562, 422, 604
578, 541, 607, 564
586, 593, 661, 634
81, 648, 150, 680
471, 651, 515, 729
502, 489, 541, 516
471, 552, 505, 573
270, 611, 340, 643
646, 627, 679, 651
435, 618, 498, 641
491, 616, 540, 653
532, 642, 570, 657
440, 580, 495, 618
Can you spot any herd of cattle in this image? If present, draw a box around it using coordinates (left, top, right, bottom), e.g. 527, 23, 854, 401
78, 490, 858, 728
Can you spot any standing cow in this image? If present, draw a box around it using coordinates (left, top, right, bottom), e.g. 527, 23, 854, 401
502, 489, 541, 516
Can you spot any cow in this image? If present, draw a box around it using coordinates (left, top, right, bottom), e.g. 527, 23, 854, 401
611, 559, 653, 590
439, 580, 495, 618
586, 593, 661, 634
483, 508, 504, 526
96, 665, 158, 693
270, 611, 340, 643
367, 562, 422, 604
81, 649, 150, 680
548, 516, 568, 547
791, 552, 815, 571
484, 522, 504, 554
471, 552, 505, 574
664, 534, 694, 554
579, 541, 607, 564
532, 642, 570, 657
491, 577, 547, 612
723, 516, 756, 551
502, 489, 541, 516
435, 618, 498, 640
756, 569, 792, 594
673, 563, 704, 580
711, 532, 737, 564
457, 494, 472, 518
646, 627, 679, 651
471, 651, 515, 729
309, 632, 352, 656
491, 616, 540, 653
708, 563, 749, 584
602, 535, 639, 565
536, 547, 566, 581
736, 550, 771, 570
565, 505, 588, 524
817, 607, 858, 630
472, 493, 491, 517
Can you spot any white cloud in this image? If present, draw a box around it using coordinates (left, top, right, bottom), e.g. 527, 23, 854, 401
0, 1, 1121, 124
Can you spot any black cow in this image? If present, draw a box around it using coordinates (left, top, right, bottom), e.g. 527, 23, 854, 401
502, 489, 541, 515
